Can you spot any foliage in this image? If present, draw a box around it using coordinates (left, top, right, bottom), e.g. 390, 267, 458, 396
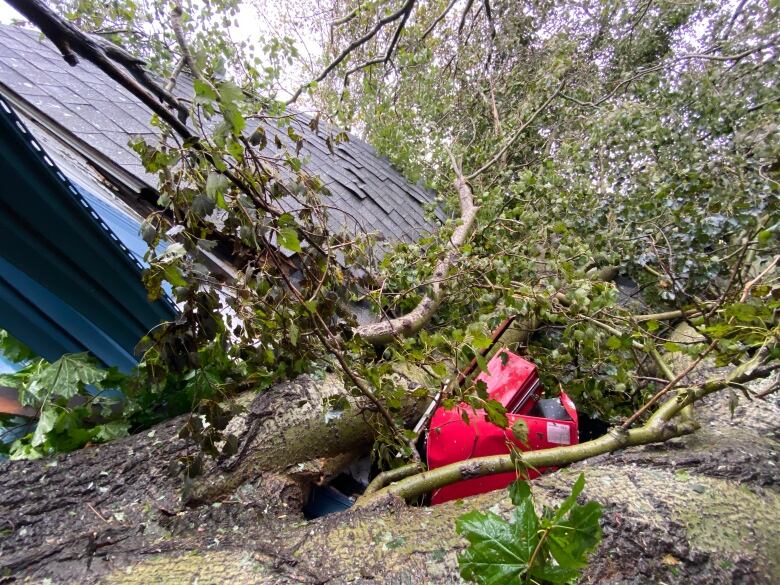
0, 326, 248, 461
0, 336, 128, 459
457, 474, 602, 584
309, 0, 780, 420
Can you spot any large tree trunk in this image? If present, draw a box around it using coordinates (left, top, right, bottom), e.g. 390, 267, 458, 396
1, 369, 778, 584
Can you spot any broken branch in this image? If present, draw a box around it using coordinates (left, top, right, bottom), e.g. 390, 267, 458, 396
354, 149, 479, 344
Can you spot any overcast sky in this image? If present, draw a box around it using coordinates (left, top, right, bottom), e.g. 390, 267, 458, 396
0, 4, 19, 23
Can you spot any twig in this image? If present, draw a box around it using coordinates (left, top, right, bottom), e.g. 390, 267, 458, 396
561, 40, 778, 109
755, 379, 779, 399
419, 0, 458, 42
87, 503, 110, 524
466, 80, 566, 180
342, 0, 414, 82
286, 0, 416, 105
622, 339, 718, 429
740, 255, 779, 302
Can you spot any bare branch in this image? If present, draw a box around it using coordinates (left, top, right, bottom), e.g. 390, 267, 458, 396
342, 0, 415, 82
286, 0, 416, 105
419, 0, 458, 42
622, 339, 718, 429
561, 40, 779, 108
722, 0, 750, 41
170, 2, 205, 84
483, 0, 496, 39
458, 0, 476, 35
354, 150, 479, 344
740, 255, 780, 302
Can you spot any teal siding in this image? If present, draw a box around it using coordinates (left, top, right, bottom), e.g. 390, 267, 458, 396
0, 97, 175, 371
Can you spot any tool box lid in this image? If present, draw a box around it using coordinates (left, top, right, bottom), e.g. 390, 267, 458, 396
475, 350, 540, 413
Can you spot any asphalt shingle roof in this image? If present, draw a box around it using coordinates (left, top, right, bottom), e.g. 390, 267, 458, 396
0, 24, 443, 248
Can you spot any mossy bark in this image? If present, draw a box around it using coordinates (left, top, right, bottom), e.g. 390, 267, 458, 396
2, 373, 778, 584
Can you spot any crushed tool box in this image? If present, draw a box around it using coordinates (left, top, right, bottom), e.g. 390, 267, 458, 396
426, 350, 579, 504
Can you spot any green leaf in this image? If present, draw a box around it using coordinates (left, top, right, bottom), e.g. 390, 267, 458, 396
163, 265, 188, 287
93, 420, 130, 442
278, 227, 302, 253
548, 501, 603, 569
289, 321, 300, 347
757, 229, 773, 244
529, 563, 580, 584
0, 329, 37, 363
725, 303, 758, 323
606, 335, 622, 350
0, 372, 23, 389
192, 193, 216, 217
508, 479, 531, 506
472, 330, 492, 350
513, 495, 540, 562
205, 172, 230, 200
28, 353, 107, 403
223, 105, 245, 133
456, 511, 533, 585
31, 407, 58, 447
193, 78, 217, 102
483, 399, 508, 428
511, 418, 529, 446
217, 80, 244, 105
475, 352, 488, 374
552, 473, 585, 522
475, 380, 488, 400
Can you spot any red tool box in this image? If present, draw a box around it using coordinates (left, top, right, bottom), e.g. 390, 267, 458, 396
426, 350, 579, 504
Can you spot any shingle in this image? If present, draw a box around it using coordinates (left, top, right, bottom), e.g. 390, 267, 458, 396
0, 71, 50, 96
40, 83, 91, 105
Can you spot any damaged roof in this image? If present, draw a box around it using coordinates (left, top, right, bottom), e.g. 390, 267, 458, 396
0, 23, 443, 247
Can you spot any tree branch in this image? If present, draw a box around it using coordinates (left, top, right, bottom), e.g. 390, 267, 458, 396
357, 362, 779, 504
342, 0, 414, 82
354, 150, 479, 344
286, 0, 416, 105
170, 3, 205, 84
5, 0, 191, 136
561, 40, 779, 108
457, 0, 476, 35
419, 0, 458, 42
466, 80, 566, 180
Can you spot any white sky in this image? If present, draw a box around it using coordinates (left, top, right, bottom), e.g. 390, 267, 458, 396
0, 4, 20, 23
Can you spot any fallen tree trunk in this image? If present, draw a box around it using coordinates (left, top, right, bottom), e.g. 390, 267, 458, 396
0, 372, 425, 579
1, 367, 778, 584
